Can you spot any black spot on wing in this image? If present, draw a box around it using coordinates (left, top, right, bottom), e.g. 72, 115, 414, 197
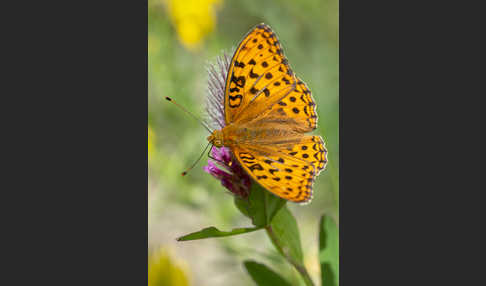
234, 60, 245, 68
228, 94, 243, 108
249, 68, 259, 79
248, 163, 264, 172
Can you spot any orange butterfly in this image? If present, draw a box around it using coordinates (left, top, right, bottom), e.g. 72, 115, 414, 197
207, 23, 327, 203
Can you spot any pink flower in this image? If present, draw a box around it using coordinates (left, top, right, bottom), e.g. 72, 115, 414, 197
203, 146, 251, 198
203, 52, 251, 198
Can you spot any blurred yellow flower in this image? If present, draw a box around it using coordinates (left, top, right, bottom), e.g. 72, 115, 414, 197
148, 125, 155, 160
165, 0, 223, 51
148, 248, 190, 286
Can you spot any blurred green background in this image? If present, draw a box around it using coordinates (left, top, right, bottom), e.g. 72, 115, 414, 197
148, 0, 338, 285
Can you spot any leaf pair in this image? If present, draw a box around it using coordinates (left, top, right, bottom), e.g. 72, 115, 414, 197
176, 184, 340, 286
244, 214, 339, 286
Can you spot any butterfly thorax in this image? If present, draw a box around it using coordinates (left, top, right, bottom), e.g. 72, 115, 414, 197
207, 130, 224, 147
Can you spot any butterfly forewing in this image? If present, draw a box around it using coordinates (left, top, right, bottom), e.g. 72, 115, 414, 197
224, 24, 297, 124
266, 76, 318, 131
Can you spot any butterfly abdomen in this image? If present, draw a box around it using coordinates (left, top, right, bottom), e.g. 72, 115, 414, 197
222, 123, 303, 147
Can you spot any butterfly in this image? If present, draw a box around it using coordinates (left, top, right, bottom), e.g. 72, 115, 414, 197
207, 23, 327, 203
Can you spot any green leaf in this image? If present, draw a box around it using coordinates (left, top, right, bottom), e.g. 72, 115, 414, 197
243, 260, 292, 286
265, 191, 287, 224
234, 196, 250, 218
177, 226, 262, 241
247, 183, 267, 227
268, 206, 304, 264
243, 183, 287, 227
320, 263, 336, 286
319, 215, 339, 286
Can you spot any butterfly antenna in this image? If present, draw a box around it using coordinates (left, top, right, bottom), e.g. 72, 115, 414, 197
181, 141, 212, 176
165, 97, 212, 133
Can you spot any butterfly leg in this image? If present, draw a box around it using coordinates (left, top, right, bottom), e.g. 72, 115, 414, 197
207, 144, 227, 165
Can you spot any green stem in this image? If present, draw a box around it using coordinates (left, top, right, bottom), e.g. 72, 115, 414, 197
265, 225, 315, 286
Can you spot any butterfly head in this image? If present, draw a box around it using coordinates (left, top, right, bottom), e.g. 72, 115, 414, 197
207, 130, 224, 147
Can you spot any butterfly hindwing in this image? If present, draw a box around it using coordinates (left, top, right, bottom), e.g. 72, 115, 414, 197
224, 23, 297, 124
286, 135, 327, 174
233, 136, 327, 203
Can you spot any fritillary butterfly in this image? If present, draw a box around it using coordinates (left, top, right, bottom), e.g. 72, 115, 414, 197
207, 23, 328, 203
